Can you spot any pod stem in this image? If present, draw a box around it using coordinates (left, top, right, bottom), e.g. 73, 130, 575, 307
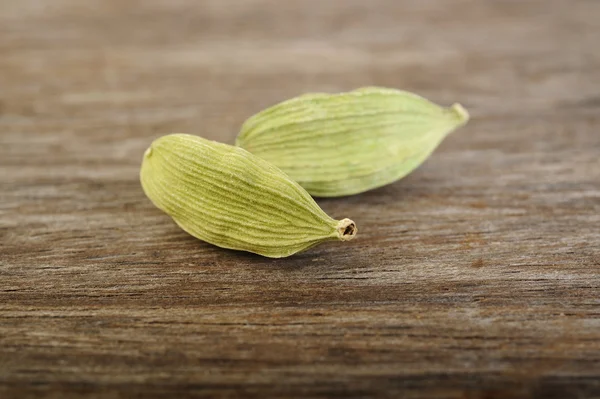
144, 146, 153, 158
336, 218, 357, 241
450, 103, 470, 125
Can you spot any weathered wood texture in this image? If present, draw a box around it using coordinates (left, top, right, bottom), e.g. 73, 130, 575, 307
1, 0, 599, 398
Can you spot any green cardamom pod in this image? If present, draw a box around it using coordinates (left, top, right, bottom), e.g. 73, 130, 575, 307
140, 134, 357, 258
236, 87, 469, 197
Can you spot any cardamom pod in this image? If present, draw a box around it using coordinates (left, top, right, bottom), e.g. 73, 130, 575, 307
140, 134, 357, 258
236, 87, 469, 197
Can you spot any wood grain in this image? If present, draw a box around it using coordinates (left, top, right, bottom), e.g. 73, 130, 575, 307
1, 0, 599, 398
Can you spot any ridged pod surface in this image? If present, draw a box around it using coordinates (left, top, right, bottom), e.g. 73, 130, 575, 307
140, 134, 356, 258
236, 87, 470, 197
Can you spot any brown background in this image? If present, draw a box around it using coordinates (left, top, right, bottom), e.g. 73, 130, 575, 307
1, 0, 599, 398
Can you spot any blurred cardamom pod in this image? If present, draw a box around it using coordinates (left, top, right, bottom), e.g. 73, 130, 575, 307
140, 134, 356, 258
236, 87, 469, 197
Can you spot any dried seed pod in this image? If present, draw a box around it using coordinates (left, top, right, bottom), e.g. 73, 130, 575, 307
140, 134, 356, 258
236, 87, 469, 197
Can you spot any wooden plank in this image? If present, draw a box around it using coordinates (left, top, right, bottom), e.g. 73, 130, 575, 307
1, 0, 599, 397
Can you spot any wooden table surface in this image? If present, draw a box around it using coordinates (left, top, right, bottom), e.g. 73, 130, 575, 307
1, 1, 599, 398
